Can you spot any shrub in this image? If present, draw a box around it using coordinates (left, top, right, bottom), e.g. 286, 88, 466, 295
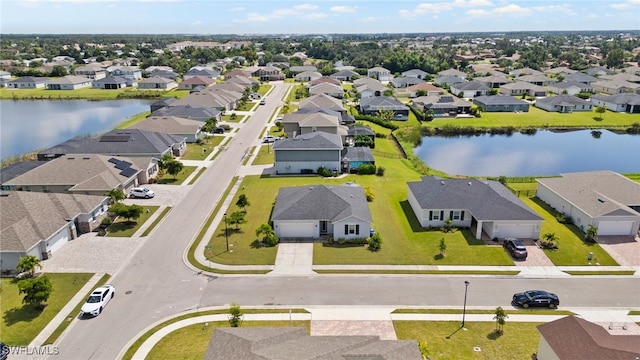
555, 213, 573, 224
364, 186, 374, 202
441, 219, 455, 233
101, 217, 112, 226
357, 163, 376, 175
317, 166, 332, 177
368, 233, 382, 251
376, 166, 385, 176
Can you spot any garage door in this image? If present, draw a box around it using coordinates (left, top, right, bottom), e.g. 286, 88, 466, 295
597, 221, 634, 236
499, 224, 535, 239
47, 229, 71, 253
277, 222, 315, 238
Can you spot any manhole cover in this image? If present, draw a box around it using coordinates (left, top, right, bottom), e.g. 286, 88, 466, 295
125, 290, 132, 295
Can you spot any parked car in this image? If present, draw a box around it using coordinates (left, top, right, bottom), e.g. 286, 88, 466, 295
259, 99, 266, 105
129, 187, 155, 199
262, 135, 280, 143
512, 290, 559, 309
503, 238, 528, 260
213, 127, 225, 134
80, 284, 115, 317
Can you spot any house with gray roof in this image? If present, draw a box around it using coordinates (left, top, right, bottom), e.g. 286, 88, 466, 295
499, 81, 546, 97
46, 75, 93, 90
408, 176, 543, 240
4, 154, 155, 195
473, 95, 530, 112
359, 96, 410, 120
402, 69, 429, 79
299, 93, 345, 113
367, 66, 392, 82
5, 76, 48, 89
183, 68, 220, 80
271, 184, 372, 240
178, 75, 215, 90
509, 67, 543, 77
583, 66, 614, 77
544, 67, 577, 76
342, 147, 375, 173
0, 161, 48, 190
434, 75, 466, 87
107, 65, 142, 80
391, 76, 425, 89
281, 111, 344, 138
295, 106, 355, 126
412, 93, 472, 117
516, 74, 557, 86
38, 129, 186, 160
151, 104, 221, 121
330, 69, 358, 81
548, 81, 593, 96
308, 82, 343, 98
437, 68, 467, 79
564, 72, 599, 85
600, 72, 640, 84
204, 327, 421, 360
138, 76, 178, 90
346, 125, 375, 146
536, 171, 640, 236
591, 93, 640, 113
74, 66, 106, 80
591, 79, 640, 94
536, 316, 640, 360
128, 116, 203, 143
148, 70, 178, 80
450, 81, 490, 98
289, 65, 317, 74
92, 76, 133, 89
474, 75, 513, 88
0, 191, 110, 273
173, 87, 240, 111
356, 80, 388, 98
535, 95, 592, 113
294, 70, 322, 82
273, 132, 343, 175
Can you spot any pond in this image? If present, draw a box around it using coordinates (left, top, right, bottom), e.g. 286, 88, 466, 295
1, 99, 152, 160
413, 129, 640, 177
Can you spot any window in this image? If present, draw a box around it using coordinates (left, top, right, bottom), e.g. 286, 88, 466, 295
344, 224, 360, 235
432, 211, 440, 221
452, 211, 461, 220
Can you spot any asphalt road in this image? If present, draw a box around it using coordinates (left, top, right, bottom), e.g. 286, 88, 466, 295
51, 83, 640, 360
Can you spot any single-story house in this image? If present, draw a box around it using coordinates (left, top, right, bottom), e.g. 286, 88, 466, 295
178, 75, 215, 90
128, 116, 203, 143
516, 74, 557, 86
591, 80, 640, 95
600, 72, 640, 84
0, 161, 47, 191
0, 191, 110, 273
294, 71, 322, 82
150, 97, 178, 112
391, 77, 424, 89
544, 67, 577, 76
547, 81, 593, 96
564, 72, 599, 85
342, 147, 374, 173
309, 82, 343, 98
509, 67, 543, 77
330, 69, 358, 81
535, 95, 592, 113
499, 81, 546, 97
172, 88, 239, 111
434, 75, 466, 87
138, 76, 178, 90
356, 81, 388, 98
474, 75, 513, 88
148, 70, 179, 80
271, 184, 372, 240
537, 316, 640, 360
107, 66, 142, 80
367, 66, 392, 82
183, 68, 220, 80
583, 66, 614, 77
46, 75, 92, 90
591, 93, 640, 113
92, 76, 133, 89
288, 65, 317, 74
450, 81, 490, 98
4, 154, 156, 196
38, 129, 186, 160
151, 104, 222, 121
359, 96, 410, 120
0, 70, 12, 86
5, 76, 48, 89
473, 95, 530, 112
536, 171, 640, 236
273, 132, 343, 175
405, 82, 441, 98
281, 111, 342, 138
407, 176, 543, 240
412, 94, 472, 117
204, 327, 421, 360
437, 68, 467, 79
402, 69, 429, 79
295, 106, 354, 126
74, 66, 106, 80
310, 77, 341, 87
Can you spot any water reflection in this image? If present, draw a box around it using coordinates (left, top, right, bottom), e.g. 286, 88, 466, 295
1, 99, 151, 159
414, 129, 640, 177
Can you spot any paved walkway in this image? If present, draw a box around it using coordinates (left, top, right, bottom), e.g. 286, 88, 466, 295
125, 305, 640, 359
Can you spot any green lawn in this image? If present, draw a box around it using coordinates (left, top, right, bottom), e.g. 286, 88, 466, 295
521, 197, 618, 266
116, 111, 151, 129
252, 145, 275, 165
236, 102, 257, 111
141, 207, 172, 237
181, 138, 224, 161
205, 140, 514, 266
422, 106, 639, 130
394, 321, 542, 360
1, 273, 93, 346
189, 168, 207, 185
156, 165, 197, 185
222, 114, 243, 122
392, 308, 573, 315
0, 87, 187, 100
107, 205, 159, 237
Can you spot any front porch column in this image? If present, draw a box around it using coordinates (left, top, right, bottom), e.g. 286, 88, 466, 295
475, 221, 483, 239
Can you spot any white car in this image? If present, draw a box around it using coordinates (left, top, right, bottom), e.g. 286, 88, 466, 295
129, 187, 155, 199
262, 135, 280, 143
80, 284, 115, 317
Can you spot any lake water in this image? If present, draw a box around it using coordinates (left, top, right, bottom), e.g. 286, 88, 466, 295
0, 99, 152, 159
414, 129, 640, 177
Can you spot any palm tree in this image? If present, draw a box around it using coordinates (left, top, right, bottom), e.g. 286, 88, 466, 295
105, 188, 126, 204
17, 255, 42, 278
585, 225, 598, 243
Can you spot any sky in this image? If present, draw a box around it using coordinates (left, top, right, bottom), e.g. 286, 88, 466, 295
1, 0, 639, 34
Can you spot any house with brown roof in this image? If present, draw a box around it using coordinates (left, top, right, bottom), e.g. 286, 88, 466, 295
0, 191, 110, 273
251, 66, 285, 81
309, 82, 344, 98
537, 316, 640, 359
404, 82, 441, 98
499, 81, 546, 97
178, 75, 215, 90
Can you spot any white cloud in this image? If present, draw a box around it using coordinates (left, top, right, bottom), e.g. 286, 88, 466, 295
401, 0, 493, 17
191, 21, 203, 26
453, 0, 494, 7
494, 4, 531, 15
228, 6, 244, 12
234, 4, 326, 24
358, 16, 382, 23
611, 0, 640, 9
466, 9, 490, 16
330, 5, 357, 13
294, 3, 318, 11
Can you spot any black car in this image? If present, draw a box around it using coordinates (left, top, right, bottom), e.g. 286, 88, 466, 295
503, 238, 528, 260
512, 290, 559, 309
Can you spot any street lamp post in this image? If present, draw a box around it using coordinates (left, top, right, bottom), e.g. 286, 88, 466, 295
224, 212, 229, 252
462, 280, 470, 328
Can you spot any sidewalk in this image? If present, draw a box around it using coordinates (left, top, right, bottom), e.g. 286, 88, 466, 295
125, 305, 640, 359
29, 273, 106, 347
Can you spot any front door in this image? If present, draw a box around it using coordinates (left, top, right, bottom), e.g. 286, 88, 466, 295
320, 221, 328, 235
